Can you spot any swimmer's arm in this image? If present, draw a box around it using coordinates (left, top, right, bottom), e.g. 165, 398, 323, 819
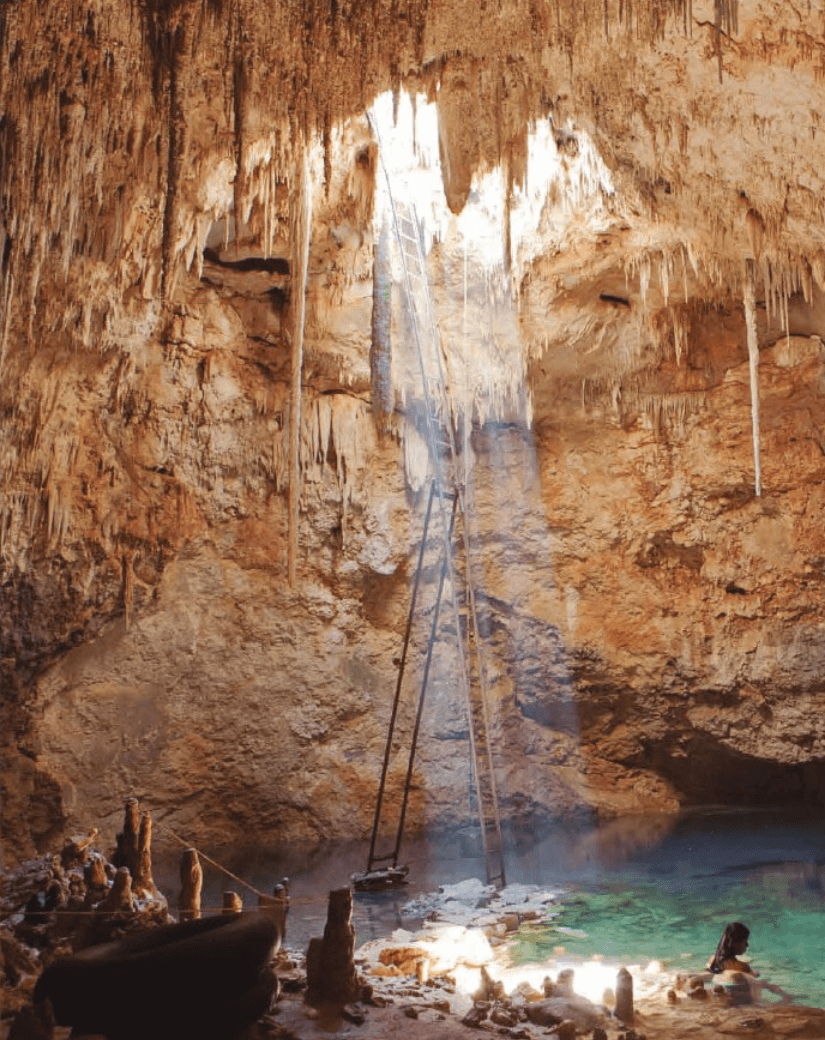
752, 979, 793, 1002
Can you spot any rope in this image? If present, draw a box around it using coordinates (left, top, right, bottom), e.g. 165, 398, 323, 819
0, 815, 288, 920
151, 820, 271, 901
0, 907, 261, 919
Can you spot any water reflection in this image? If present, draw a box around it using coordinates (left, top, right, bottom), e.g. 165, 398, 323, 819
153, 807, 825, 1005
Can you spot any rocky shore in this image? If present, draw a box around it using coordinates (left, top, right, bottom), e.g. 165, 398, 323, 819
3, 819, 825, 1040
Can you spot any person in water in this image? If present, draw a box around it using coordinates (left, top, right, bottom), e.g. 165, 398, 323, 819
707, 922, 794, 1002
708, 922, 758, 975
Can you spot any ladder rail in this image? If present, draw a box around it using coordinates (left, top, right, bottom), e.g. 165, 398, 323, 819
392, 199, 506, 887
397, 209, 501, 886
402, 200, 506, 887
458, 506, 506, 884
369, 113, 505, 887
366, 481, 437, 872
391, 491, 460, 866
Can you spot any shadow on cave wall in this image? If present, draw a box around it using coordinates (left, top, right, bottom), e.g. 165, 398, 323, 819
653, 737, 825, 810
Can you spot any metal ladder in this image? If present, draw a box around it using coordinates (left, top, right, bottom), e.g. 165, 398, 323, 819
362, 157, 505, 888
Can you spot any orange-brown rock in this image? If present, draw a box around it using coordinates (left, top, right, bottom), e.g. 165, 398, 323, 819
1, 0, 824, 863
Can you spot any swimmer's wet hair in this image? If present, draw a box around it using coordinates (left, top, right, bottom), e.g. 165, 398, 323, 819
709, 921, 750, 974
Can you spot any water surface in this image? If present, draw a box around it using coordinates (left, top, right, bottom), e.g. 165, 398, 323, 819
157, 807, 825, 1006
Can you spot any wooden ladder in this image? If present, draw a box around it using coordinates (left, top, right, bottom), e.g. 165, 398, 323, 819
362, 153, 505, 889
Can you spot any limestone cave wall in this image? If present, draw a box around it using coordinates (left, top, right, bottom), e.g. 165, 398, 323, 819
1, 0, 825, 865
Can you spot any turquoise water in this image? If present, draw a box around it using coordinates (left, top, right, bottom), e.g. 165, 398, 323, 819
506, 809, 825, 1007
160, 807, 825, 1007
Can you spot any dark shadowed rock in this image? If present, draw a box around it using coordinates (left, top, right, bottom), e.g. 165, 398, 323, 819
34, 912, 281, 1040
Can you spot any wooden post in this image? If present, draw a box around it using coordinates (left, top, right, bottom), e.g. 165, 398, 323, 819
257, 878, 289, 941
222, 891, 243, 914
178, 848, 202, 921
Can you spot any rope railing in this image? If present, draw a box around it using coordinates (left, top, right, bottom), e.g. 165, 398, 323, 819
0, 810, 289, 919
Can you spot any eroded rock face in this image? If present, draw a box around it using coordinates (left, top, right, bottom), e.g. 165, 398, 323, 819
2, 0, 825, 863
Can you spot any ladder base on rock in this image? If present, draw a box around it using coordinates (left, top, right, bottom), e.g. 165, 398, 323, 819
351, 865, 410, 892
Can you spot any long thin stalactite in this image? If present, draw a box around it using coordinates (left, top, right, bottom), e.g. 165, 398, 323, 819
743, 258, 762, 497
287, 148, 313, 586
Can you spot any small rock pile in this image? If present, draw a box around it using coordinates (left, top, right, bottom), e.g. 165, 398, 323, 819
1, 803, 174, 1037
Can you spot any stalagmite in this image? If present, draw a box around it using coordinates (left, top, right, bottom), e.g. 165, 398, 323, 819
112, 798, 141, 877
100, 867, 134, 914
305, 887, 363, 1007
133, 811, 162, 901
615, 966, 634, 1023
82, 853, 110, 912
178, 847, 203, 921
287, 148, 312, 587
743, 259, 762, 497
85, 853, 108, 891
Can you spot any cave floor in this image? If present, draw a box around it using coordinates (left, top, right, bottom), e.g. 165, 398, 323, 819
263, 979, 825, 1040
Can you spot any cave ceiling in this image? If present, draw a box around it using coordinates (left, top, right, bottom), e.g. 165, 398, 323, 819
3, 1, 825, 859
2, 1, 825, 396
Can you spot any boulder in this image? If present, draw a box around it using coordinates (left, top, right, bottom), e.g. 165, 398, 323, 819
34, 912, 281, 1040
524, 994, 605, 1031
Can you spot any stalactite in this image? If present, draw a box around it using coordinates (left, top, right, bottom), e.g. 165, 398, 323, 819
811, 251, 825, 292
402, 419, 430, 492
0, 269, 14, 379
122, 551, 135, 628
503, 153, 513, 274
370, 213, 393, 426
323, 109, 333, 200
714, 0, 739, 83
161, 7, 195, 307
743, 258, 762, 497
287, 148, 312, 587
670, 306, 689, 364
232, 3, 251, 245
746, 208, 765, 261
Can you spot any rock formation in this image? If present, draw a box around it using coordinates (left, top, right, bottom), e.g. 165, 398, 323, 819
1, 0, 824, 863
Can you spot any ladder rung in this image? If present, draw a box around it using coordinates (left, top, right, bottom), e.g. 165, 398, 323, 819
365, 163, 506, 890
